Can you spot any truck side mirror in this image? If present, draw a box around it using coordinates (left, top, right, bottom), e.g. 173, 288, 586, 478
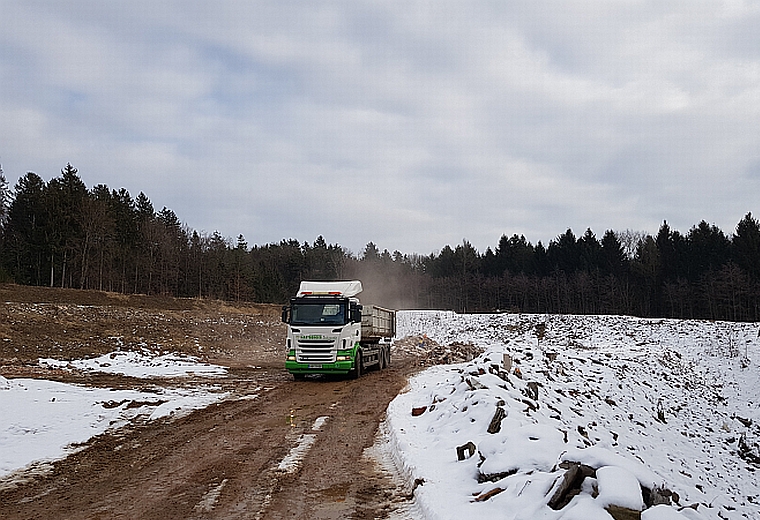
350, 304, 362, 323
281, 306, 289, 323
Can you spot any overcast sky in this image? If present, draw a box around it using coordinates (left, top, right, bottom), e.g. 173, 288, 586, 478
2, 1, 759, 255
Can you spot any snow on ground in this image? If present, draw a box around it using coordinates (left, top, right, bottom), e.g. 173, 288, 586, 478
39, 350, 227, 378
389, 311, 760, 520
0, 353, 231, 482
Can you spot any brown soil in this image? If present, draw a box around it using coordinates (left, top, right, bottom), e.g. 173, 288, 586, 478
0, 284, 421, 519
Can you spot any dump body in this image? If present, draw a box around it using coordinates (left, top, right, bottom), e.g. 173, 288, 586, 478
361, 305, 396, 339
283, 281, 395, 379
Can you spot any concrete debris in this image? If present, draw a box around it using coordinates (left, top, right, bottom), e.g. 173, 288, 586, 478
394, 335, 484, 366
456, 441, 477, 461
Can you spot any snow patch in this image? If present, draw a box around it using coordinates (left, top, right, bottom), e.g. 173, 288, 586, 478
39, 350, 227, 378
276, 416, 330, 474
277, 434, 317, 474
0, 378, 228, 479
596, 465, 644, 510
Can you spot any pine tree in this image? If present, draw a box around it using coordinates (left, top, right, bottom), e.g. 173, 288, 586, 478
599, 230, 627, 276
578, 228, 601, 272
548, 229, 579, 273
78, 184, 115, 290
733, 212, 760, 280
686, 220, 729, 280
46, 164, 88, 287
655, 221, 687, 283
4, 172, 48, 284
109, 188, 138, 293
361, 242, 380, 262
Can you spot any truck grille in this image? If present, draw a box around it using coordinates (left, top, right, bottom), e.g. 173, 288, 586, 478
296, 337, 337, 363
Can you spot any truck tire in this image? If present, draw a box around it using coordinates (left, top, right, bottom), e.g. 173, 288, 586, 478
378, 347, 386, 370
350, 349, 363, 379
386, 346, 391, 367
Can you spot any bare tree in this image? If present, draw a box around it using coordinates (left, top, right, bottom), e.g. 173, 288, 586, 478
616, 229, 648, 260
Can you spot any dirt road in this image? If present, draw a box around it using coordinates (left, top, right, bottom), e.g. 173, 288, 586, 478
0, 285, 419, 519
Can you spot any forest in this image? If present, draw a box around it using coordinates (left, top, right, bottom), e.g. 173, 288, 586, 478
1, 164, 760, 322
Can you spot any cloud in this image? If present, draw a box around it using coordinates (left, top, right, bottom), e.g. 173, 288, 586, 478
1, 1, 760, 254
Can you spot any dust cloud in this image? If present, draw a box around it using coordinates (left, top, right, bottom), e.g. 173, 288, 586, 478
343, 263, 422, 311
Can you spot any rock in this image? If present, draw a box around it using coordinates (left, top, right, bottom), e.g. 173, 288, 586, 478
466, 377, 488, 391
487, 406, 506, 434
738, 432, 760, 464
502, 353, 512, 372
605, 505, 642, 520
478, 468, 517, 483
456, 441, 476, 461
534, 323, 547, 342
736, 415, 753, 427
596, 466, 644, 511
547, 462, 596, 510
642, 484, 673, 507
641, 504, 688, 519
411, 406, 427, 417
525, 381, 539, 401
473, 487, 505, 502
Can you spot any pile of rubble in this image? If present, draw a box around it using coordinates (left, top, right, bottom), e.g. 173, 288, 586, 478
394, 335, 484, 366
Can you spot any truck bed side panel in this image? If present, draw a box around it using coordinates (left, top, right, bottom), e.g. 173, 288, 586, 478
361, 305, 396, 339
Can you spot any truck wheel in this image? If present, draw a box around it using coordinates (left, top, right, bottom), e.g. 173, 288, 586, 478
385, 347, 391, 367
378, 348, 386, 370
350, 349, 363, 379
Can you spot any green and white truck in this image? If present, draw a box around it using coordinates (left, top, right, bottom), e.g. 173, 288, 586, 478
282, 280, 395, 380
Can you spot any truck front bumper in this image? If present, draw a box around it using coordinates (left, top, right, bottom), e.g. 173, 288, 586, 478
285, 359, 353, 375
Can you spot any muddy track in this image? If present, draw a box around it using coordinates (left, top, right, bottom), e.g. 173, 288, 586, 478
1, 359, 418, 519
0, 285, 425, 519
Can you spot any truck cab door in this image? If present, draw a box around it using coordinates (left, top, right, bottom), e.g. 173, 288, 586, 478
349, 303, 362, 323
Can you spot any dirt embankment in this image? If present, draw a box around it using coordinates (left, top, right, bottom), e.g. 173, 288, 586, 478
0, 284, 284, 373
0, 284, 421, 519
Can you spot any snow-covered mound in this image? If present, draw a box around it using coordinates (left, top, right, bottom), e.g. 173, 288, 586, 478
388, 312, 760, 520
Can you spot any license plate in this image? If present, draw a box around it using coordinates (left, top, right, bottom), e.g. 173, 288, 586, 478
308, 364, 322, 369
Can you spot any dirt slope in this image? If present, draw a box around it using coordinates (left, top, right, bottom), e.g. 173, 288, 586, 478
0, 284, 419, 519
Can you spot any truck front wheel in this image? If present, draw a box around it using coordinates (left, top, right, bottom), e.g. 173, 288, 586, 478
350, 349, 363, 379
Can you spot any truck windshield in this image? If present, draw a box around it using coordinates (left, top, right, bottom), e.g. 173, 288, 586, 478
291, 301, 347, 326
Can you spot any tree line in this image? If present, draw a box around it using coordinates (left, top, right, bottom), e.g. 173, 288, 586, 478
1, 164, 759, 322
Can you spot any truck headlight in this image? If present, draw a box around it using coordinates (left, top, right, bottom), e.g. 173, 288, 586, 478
336, 355, 350, 361
287, 353, 296, 361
